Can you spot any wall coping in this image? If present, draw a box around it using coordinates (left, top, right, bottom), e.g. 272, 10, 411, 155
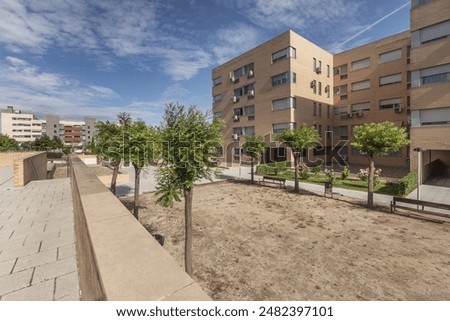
70, 156, 211, 301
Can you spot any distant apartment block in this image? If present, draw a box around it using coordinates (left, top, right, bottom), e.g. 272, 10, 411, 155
212, 0, 450, 178
0, 106, 97, 147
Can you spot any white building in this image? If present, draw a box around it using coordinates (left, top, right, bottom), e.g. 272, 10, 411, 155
0, 106, 44, 143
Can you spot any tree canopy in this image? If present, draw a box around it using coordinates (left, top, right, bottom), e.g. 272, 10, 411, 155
242, 135, 266, 184
0, 134, 19, 152
276, 124, 320, 192
155, 102, 223, 275
352, 121, 409, 207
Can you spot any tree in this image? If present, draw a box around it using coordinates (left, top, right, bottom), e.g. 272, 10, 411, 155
27, 135, 64, 151
351, 121, 409, 208
276, 124, 320, 193
95, 120, 123, 195
242, 135, 266, 184
0, 134, 19, 152
156, 103, 223, 276
124, 120, 160, 219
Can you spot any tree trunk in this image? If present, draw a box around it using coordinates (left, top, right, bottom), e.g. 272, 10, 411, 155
251, 158, 254, 184
110, 161, 120, 195
368, 157, 375, 208
133, 167, 141, 219
294, 154, 299, 192
184, 188, 193, 276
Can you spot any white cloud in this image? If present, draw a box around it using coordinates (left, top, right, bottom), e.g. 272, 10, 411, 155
212, 23, 262, 64
0, 57, 119, 118
0, 0, 212, 81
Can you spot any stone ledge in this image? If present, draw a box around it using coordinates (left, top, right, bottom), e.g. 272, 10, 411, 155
69, 156, 210, 301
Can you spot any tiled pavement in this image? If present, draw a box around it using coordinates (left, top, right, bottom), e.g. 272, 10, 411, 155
0, 178, 79, 301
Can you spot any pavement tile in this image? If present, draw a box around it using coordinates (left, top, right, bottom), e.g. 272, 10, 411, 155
58, 243, 77, 260
0, 268, 33, 296
0, 235, 27, 252
32, 256, 77, 285
14, 248, 58, 273
55, 272, 79, 300
56, 291, 80, 301
40, 235, 74, 252
23, 230, 60, 245
0, 242, 40, 263
0, 258, 15, 277
1, 279, 55, 301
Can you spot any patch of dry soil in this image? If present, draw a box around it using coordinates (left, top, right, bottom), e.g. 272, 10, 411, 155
123, 181, 450, 301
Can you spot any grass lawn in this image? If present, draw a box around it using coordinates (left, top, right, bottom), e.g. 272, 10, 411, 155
262, 171, 400, 196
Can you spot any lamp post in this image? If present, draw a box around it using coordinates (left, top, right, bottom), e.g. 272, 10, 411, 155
413, 147, 426, 209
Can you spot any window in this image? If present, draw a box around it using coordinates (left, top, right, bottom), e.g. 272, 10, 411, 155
272, 47, 296, 63
318, 104, 322, 117
422, 73, 449, 85
273, 97, 296, 110
333, 126, 348, 139
318, 82, 322, 95
213, 77, 222, 86
234, 63, 254, 78
412, 64, 450, 87
334, 64, 348, 75
272, 72, 296, 87
234, 83, 255, 96
379, 73, 402, 86
412, 19, 450, 47
351, 57, 370, 71
379, 98, 402, 110
351, 102, 370, 112
213, 94, 222, 104
411, 107, 450, 126
235, 105, 255, 116
273, 122, 295, 134
213, 111, 223, 118
334, 84, 348, 96
351, 80, 370, 91
327, 65, 330, 77
379, 49, 402, 64
313, 58, 317, 71
327, 105, 330, 119
313, 102, 317, 117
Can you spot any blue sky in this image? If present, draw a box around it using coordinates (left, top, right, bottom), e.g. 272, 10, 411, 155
0, 0, 410, 125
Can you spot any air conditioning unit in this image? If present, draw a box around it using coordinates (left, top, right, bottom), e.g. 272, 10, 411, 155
325, 85, 330, 93
229, 72, 235, 83
310, 80, 316, 88
347, 113, 353, 118
394, 106, 403, 113
231, 96, 238, 103
315, 67, 321, 74
232, 134, 239, 140
356, 111, 363, 117
248, 70, 254, 78
247, 90, 255, 98
233, 115, 239, 121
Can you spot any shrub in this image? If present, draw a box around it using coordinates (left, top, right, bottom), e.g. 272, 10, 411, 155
273, 161, 288, 176
312, 164, 323, 175
299, 166, 310, 180
256, 164, 272, 176
341, 166, 350, 180
358, 168, 382, 182
398, 172, 417, 196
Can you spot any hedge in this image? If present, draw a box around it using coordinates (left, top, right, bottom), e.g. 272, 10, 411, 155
398, 172, 417, 196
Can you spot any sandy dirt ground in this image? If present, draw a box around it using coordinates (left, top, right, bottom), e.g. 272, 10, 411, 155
121, 181, 450, 301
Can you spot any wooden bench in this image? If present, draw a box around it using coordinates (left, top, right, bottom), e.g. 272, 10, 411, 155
259, 176, 286, 189
390, 197, 450, 223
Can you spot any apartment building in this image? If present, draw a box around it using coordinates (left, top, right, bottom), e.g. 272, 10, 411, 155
212, 30, 333, 164
333, 31, 411, 167
409, 0, 450, 181
1, 106, 97, 147
0, 106, 44, 143
212, 0, 450, 177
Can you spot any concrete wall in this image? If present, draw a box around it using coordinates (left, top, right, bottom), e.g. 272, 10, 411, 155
0, 152, 47, 187
69, 156, 210, 301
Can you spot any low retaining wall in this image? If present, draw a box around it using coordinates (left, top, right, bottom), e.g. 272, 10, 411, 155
69, 155, 210, 301
0, 152, 47, 187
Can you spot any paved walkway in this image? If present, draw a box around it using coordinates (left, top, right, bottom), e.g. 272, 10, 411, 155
0, 178, 79, 301
0, 167, 13, 190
